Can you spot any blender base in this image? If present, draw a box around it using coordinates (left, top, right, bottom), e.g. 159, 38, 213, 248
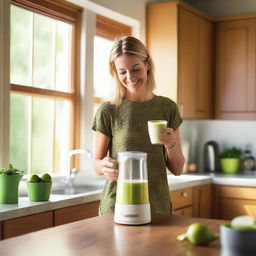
114, 203, 151, 225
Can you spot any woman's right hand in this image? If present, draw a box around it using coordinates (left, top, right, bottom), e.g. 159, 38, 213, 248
102, 156, 118, 180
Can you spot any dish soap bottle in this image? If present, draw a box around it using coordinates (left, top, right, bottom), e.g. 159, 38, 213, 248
241, 144, 255, 173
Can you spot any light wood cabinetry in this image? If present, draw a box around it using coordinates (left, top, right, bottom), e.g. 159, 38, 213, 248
213, 185, 256, 220
216, 19, 256, 119
147, 2, 214, 119
3, 211, 53, 239
171, 187, 193, 216
54, 201, 100, 226
171, 184, 212, 218
193, 184, 212, 218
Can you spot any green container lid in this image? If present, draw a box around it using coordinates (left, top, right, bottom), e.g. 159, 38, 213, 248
27, 182, 52, 202
0, 174, 23, 204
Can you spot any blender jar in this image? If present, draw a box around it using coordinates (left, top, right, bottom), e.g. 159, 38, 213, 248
115, 151, 151, 225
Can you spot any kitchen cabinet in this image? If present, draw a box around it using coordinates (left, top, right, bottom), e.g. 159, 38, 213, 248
171, 187, 193, 216
147, 1, 214, 119
216, 18, 256, 119
171, 184, 212, 218
213, 185, 256, 220
3, 211, 53, 239
193, 184, 212, 218
54, 200, 100, 225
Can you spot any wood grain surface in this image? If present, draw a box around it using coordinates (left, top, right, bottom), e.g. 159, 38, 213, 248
0, 214, 227, 256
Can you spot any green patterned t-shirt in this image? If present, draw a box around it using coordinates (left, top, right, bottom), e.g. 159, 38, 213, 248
92, 95, 183, 215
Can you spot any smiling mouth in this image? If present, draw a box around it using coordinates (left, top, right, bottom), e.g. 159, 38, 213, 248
128, 80, 142, 86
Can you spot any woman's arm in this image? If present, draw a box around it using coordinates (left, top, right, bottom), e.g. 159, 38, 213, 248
94, 131, 118, 180
160, 128, 185, 175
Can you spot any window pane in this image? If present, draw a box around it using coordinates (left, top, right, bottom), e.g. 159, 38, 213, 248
9, 94, 29, 173
56, 21, 72, 92
94, 36, 113, 99
10, 5, 32, 85
33, 13, 55, 90
54, 100, 72, 173
31, 97, 54, 173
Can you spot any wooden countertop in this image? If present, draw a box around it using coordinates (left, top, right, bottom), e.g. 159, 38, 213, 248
0, 214, 227, 256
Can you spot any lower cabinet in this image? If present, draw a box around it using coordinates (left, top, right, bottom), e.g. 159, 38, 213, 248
1, 201, 100, 240
171, 187, 193, 217
193, 184, 212, 218
0, 222, 2, 240
54, 201, 100, 226
171, 184, 212, 218
213, 185, 256, 220
3, 211, 53, 239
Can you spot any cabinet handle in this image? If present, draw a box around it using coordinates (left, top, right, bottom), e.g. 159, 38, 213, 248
181, 191, 188, 197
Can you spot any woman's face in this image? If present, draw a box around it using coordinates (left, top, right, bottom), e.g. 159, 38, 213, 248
114, 54, 148, 94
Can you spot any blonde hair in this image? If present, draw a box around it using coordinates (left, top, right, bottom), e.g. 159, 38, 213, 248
109, 36, 156, 106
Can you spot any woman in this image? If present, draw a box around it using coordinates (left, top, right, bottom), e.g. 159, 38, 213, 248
92, 36, 184, 215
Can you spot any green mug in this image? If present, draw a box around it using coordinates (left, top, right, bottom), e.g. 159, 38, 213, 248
27, 182, 52, 202
0, 174, 23, 204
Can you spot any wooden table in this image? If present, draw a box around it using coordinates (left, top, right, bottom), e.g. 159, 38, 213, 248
0, 214, 227, 256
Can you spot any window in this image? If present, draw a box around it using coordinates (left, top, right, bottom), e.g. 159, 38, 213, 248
10, 0, 81, 175
93, 15, 131, 112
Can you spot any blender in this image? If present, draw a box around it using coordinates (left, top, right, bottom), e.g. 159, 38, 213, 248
114, 151, 151, 225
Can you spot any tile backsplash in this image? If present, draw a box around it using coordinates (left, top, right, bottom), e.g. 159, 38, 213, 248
180, 120, 256, 172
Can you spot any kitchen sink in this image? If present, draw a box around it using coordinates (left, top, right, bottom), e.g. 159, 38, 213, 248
51, 184, 103, 195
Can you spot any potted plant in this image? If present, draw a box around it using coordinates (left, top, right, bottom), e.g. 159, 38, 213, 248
0, 164, 24, 204
220, 147, 242, 174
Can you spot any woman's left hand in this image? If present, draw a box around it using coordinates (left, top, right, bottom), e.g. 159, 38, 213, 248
159, 128, 176, 150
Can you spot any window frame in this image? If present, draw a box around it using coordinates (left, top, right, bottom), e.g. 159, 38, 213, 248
10, 0, 82, 174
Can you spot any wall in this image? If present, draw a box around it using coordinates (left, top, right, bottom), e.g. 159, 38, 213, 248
184, 0, 256, 18
181, 120, 256, 173
148, 0, 256, 18
84, 0, 147, 41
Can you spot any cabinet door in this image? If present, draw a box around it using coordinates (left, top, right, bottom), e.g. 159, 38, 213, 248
178, 8, 213, 119
3, 211, 53, 239
216, 19, 256, 119
0, 221, 2, 240
178, 7, 200, 118
193, 184, 212, 218
171, 187, 193, 210
147, 2, 178, 102
54, 201, 100, 226
220, 198, 256, 220
173, 206, 193, 217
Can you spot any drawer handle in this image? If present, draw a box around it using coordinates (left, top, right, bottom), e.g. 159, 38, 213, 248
181, 192, 188, 197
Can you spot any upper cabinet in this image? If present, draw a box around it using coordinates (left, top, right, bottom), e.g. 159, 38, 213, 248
147, 2, 214, 119
215, 19, 256, 119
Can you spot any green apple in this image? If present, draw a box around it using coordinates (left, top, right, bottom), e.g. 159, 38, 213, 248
28, 174, 41, 183
230, 215, 256, 230
41, 173, 52, 183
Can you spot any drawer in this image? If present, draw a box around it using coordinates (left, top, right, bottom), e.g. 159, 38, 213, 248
54, 201, 100, 226
220, 186, 256, 200
171, 187, 193, 209
173, 206, 193, 217
3, 211, 53, 239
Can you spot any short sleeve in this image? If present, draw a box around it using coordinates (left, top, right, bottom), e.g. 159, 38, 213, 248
92, 102, 112, 137
169, 102, 183, 131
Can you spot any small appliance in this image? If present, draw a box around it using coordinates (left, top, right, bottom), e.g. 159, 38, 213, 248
114, 151, 151, 225
203, 141, 220, 172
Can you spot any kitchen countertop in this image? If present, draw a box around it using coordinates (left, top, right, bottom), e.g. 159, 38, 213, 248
0, 213, 227, 256
1, 172, 256, 221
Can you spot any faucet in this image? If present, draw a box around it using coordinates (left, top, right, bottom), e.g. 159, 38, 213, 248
66, 149, 92, 188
